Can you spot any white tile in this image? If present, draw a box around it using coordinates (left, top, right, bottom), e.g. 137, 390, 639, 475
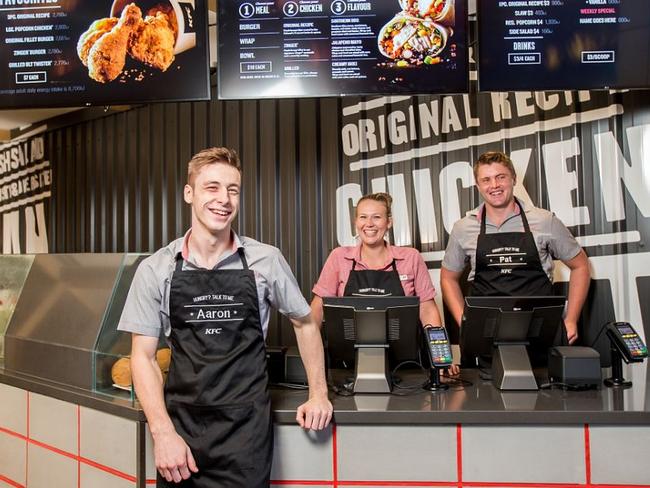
462, 425, 585, 483
590, 425, 650, 484
27, 443, 77, 488
0, 431, 26, 486
80, 463, 135, 488
145, 424, 156, 481
336, 425, 457, 482
79, 407, 137, 477
28, 393, 77, 454
0, 384, 27, 436
270, 424, 332, 481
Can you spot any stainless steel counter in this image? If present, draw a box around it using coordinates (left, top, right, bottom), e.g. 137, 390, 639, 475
3, 364, 649, 426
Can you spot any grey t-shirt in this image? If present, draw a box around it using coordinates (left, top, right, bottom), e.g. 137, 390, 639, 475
442, 200, 582, 281
117, 231, 311, 338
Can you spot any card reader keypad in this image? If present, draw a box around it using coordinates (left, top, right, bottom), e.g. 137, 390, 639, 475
623, 334, 648, 358
429, 341, 452, 365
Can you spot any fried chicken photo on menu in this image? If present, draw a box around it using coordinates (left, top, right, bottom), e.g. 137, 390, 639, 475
86, 3, 143, 83
128, 11, 176, 71
77, 17, 118, 66
147, 3, 178, 39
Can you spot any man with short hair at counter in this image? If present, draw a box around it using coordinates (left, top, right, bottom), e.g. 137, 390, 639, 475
440, 150, 591, 344
118, 147, 332, 487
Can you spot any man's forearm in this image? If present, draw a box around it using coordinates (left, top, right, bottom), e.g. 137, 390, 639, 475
565, 259, 591, 324
310, 296, 324, 329
131, 351, 175, 436
294, 322, 328, 398
440, 276, 465, 326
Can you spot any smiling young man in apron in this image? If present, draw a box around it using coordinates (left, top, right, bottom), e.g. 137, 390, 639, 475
440, 151, 591, 345
118, 148, 332, 487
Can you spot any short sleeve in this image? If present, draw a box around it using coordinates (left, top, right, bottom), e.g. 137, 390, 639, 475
267, 250, 311, 319
412, 251, 436, 302
441, 225, 469, 272
312, 248, 343, 298
117, 259, 164, 337
548, 214, 582, 262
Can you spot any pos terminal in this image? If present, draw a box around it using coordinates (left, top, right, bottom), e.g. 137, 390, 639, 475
460, 296, 566, 390
322, 296, 419, 393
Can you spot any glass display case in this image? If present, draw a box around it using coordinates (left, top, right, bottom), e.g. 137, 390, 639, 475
3, 253, 164, 401
94, 253, 153, 400
0, 255, 34, 360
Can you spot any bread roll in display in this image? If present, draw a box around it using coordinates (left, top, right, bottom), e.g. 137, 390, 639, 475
111, 357, 132, 387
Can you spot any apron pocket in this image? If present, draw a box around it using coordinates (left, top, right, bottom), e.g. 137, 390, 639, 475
170, 401, 256, 472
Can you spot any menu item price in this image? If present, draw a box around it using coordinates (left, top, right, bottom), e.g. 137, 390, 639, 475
218, 0, 468, 98
478, 0, 650, 90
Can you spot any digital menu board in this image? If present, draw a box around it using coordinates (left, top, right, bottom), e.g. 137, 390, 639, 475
478, 0, 650, 91
217, 0, 468, 99
0, 0, 210, 109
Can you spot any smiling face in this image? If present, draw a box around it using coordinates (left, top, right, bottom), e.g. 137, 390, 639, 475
475, 162, 516, 210
184, 162, 241, 238
355, 198, 392, 248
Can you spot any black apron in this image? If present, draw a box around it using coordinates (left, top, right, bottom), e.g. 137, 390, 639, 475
159, 248, 272, 488
470, 199, 553, 297
343, 258, 405, 297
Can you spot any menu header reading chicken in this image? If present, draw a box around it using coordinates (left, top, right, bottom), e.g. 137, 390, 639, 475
217, 0, 469, 99
0, 0, 210, 109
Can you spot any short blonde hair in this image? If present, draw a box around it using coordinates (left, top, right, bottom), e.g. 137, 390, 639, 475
356, 192, 393, 218
187, 147, 241, 186
473, 151, 515, 180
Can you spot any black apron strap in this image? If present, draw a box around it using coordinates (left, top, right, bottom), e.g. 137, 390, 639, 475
516, 198, 532, 233
174, 252, 184, 272
237, 247, 250, 270
480, 198, 529, 233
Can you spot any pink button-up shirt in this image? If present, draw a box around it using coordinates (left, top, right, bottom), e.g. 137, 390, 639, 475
312, 243, 436, 302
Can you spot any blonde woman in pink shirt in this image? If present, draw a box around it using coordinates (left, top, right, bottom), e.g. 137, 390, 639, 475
311, 192, 458, 374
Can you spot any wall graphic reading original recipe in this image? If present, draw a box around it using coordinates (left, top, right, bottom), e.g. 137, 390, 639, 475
218, 0, 468, 98
0, 0, 209, 108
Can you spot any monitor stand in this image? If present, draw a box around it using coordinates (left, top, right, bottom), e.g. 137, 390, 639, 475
492, 344, 538, 390
353, 345, 391, 393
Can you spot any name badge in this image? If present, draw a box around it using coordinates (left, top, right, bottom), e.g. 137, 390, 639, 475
399, 274, 408, 281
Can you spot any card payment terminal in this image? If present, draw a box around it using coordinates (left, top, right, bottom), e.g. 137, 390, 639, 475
606, 322, 648, 363
425, 326, 453, 368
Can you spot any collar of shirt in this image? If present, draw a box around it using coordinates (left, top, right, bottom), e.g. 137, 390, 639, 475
343, 241, 405, 270
469, 197, 531, 226
180, 229, 244, 269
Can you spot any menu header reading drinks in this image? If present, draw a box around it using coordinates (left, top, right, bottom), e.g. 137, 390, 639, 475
217, 0, 469, 99
478, 0, 650, 91
0, 0, 210, 109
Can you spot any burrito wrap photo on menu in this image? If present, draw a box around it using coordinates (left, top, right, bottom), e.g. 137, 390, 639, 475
378, 14, 452, 65
399, 0, 455, 25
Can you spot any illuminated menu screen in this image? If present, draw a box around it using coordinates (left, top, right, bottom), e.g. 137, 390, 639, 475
478, 0, 650, 91
217, 0, 468, 99
0, 0, 209, 109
